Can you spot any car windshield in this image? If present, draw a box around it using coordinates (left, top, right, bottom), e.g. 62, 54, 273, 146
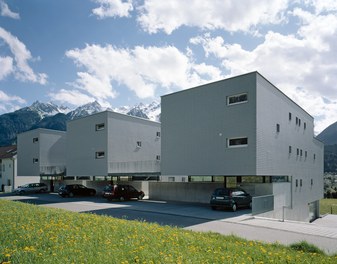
21, 184, 30, 188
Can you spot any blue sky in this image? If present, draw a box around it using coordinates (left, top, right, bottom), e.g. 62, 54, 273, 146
1, 0, 337, 134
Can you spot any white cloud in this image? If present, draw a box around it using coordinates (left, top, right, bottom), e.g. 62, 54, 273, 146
92, 0, 133, 18
48, 89, 95, 107
0, 0, 20, 19
0, 56, 13, 80
190, 7, 337, 134
64, 43, 222, 106
0, 89, 26, 112
0, 27, 47, 84
137, 0, 289, 34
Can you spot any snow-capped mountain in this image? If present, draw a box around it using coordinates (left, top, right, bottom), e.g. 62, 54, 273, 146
113, 101, 161, 122
67, 101, 105, 119
0, 100, 161, 146
17, 101, 71, 118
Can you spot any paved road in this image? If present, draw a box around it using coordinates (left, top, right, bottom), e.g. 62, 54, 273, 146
1, 193, 337, 255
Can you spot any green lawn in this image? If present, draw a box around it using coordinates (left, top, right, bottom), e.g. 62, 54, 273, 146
320, 198, 337, 215
0, 200, 336, 263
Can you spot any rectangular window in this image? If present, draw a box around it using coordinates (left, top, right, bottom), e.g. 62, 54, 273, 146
95, 123, 105, 131
289, 146, 292, 154
296, 117, 298, 125
300, 149, 303, 156
136, 141, 142, 148
95, 151, 105, 159
300, 179, 303, 187
276, 124, 280, 133
304, 122, 306, 130
156, 131, 161, 138
311, 179, 313, 186
289, 112, 292, 121
305, 151, 307, 158
295, 179, 298, 187
33, 137, 38, 143
33, 158, 39, 163
296, 148, 299, 155
228, 137, 248, 148
227, 93, 248, 105
314, 154, 316, 160
156, 155, 161, 161
299, 119, 301, 126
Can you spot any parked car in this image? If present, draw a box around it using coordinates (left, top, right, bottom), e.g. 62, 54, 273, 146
13, 183, 48, 194
102, 184, 145, 201
58, 184, 96, 198
210, 187, 252, 212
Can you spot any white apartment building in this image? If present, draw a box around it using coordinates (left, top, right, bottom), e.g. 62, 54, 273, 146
17, 128, 66, 189
0, 145, 17, 192
66, 111, 161, 181
159, 71, 323, 222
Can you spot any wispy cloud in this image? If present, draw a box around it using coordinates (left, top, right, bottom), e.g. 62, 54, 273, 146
0, 0, 20, 19
0, 27, 47, 84
58, 43, 222, 107
0, 89, 26, 112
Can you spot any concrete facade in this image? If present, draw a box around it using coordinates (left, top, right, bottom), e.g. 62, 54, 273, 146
66, 111, 161, 178
161, 72, 324, 222
17, 128, 66, 178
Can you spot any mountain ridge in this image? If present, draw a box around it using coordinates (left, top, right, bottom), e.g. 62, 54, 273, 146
0, 101, 161, 147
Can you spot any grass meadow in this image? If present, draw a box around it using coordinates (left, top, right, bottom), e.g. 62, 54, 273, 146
1, 199, 337, 263
320, 198, 337, 215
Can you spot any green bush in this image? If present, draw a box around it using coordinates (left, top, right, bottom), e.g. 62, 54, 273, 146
290, 241, 325, 254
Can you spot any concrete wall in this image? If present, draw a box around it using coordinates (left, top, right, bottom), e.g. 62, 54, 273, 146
67, 111, 161, 177
17, 129, 66, 176
161, 72, 257, 176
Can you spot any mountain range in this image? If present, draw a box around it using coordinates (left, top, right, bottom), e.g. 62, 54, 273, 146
0, 100, 161, 147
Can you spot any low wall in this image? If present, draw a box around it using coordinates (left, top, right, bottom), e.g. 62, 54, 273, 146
149, 182, 224, 203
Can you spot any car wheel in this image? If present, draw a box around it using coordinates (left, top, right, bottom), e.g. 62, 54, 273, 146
119, 196, 125, 201
211, 206, 217, 210
69, 192, 74, 198
138, 194, 144, 200
232, 203, 237, 212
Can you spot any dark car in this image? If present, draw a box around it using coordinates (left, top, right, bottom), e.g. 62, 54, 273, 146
13, 183, 48, 194
210, 187, 252, 212
102, 184, 144, 201
58, 184, 96, 198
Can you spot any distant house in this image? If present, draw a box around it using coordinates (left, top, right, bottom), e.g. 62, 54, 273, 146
159, 71, 324, 222
66, 111, 161, 183
0, 145, 17, 192
17, 128, 66, 190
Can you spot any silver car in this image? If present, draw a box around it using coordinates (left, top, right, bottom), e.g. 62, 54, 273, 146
13, 183, 48, 194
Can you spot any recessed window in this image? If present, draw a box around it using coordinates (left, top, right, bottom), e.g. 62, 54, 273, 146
304, 122, 306, 130
296, 117, 298, 125
289, 146, 292, 154
276, 124, 280, 133
33, 158, 39, 163
314, 154, 316, 160
289, 112, 292, 121
300, 149, 303, 156
305, 151, 307, 158
296, 148, 299, 155
298, 119, 301, 126
311, 179, 313, 186
227, 93, 248, 105
137, 141, 142, 148
156, 155, 161, 161
228, 137, 248, 148
156, 131, 161, 138
295, 179, 298, 187
95, 123, 105, 131
95, 151, 105, 159
33, 137, 38, 143
300, 179, 302, 187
